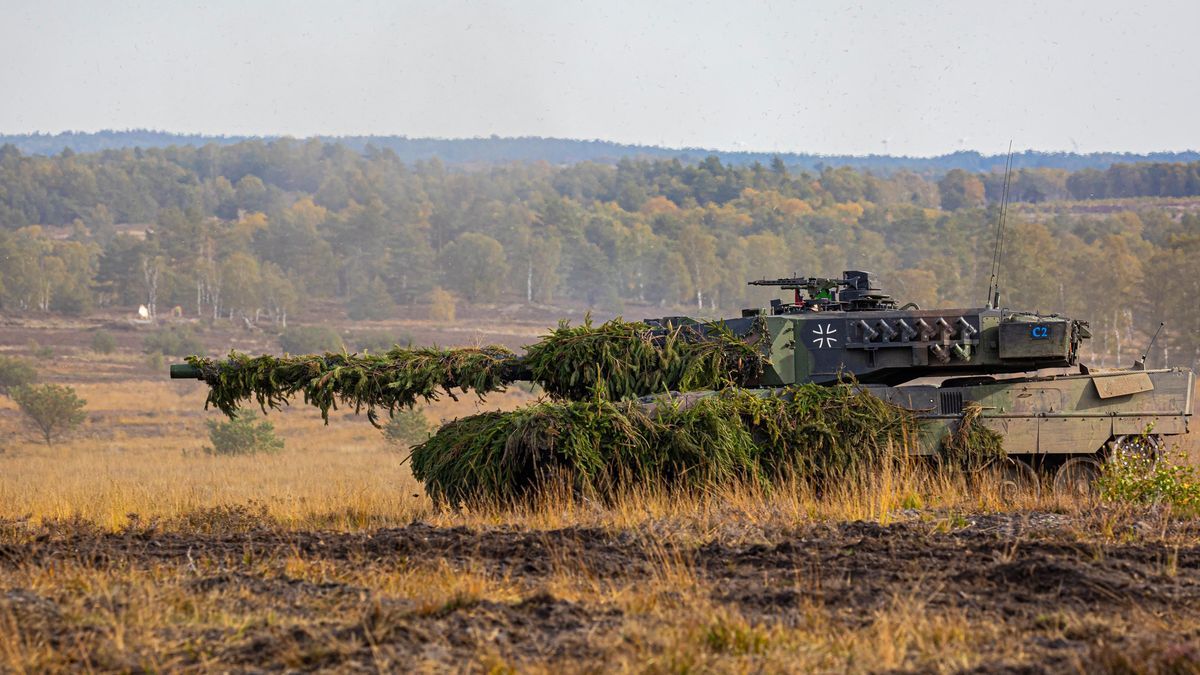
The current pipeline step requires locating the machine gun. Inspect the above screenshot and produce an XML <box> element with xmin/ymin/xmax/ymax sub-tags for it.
<box><xmin>748</xmin><ymin>270</ymin><xmax>898</xmax><ymax>313</ymax></box>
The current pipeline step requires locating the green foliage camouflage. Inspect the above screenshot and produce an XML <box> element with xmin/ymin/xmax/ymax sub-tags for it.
<box><xmin>939</xmin><ymin>402</ymin><xmax>1006</xmax><ymax>470</ymax></box>
<box><xmin>410</xmin><ymin>384</ymin><xmax>916</xmax><ymax>503</ymax></box>
<box><xmin>522</xmin><ymin>317</ymin><xmax>765</xmax><ymax>401</ymax></box>
<box><xmin>187</xmin><ymin>345</ymin><xmax>516</xmax><ymax>424</ymax></box>
<box><xmin>186</xmin><ymin>318</ymin><xmax>767</xmax><ymax>423</ymax></box>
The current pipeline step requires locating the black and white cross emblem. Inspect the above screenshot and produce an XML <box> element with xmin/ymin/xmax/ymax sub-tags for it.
<box><xmin>811</xmin><ymin>323</ymin><xmax>838</xmax><ymax>348</ymax></box>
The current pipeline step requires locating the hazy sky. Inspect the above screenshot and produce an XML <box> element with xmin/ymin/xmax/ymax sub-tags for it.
<box><xmin>1</xmin><ymin>0</ymin><xmax>1196</xmax><ymax>156</ymax></box>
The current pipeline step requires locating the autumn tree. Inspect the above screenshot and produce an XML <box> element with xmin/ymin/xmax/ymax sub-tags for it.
<box><xmin>937</xmin><ymin>170</ymin><xmax>986</xmax><ymax>211</ymax></box>
<box><xmin>437</xmin><ymin>233</ymin><xmax>508</xmax><ymax>302</ymax></box>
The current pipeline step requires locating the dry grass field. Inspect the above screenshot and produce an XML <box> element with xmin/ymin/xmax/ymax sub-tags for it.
<box><xmin>2</xmin><ymin>315</ymin><xmax>1199</xmax><ymax>672</ymax></box>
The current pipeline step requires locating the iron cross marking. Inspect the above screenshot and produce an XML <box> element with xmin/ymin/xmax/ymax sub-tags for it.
<box><xmin>812</xmin><ymin>323</ymin><xmax>838</xmax><ymax>348</ymax></box>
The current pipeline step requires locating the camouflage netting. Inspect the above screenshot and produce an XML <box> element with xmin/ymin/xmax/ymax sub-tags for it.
<box><xmin>410</xmin><ymin>384</ymin><xmax>918</xmax><ymax>503</ymax></box>
<box><xmin>185</xmin><ymin>318</ymin><xmax>767</xmax><ymax>424</ymax></box>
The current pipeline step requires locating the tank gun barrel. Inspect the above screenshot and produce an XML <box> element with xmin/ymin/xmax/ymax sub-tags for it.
<box><xmin>170</xmin><ymin>363</ymin><xmax>203</xmax><ymax>379</ymax></box>
<box><xmin>169</xmin><ymin>357</ymin><xmax>534</xmax><ymax>382</ymax></box>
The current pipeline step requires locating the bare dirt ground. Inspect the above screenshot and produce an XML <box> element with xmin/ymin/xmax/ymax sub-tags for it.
<box><xmin>3</xmin><ymin>510</ymin><xmax>1199</xmax><ymax>672</ymax></box>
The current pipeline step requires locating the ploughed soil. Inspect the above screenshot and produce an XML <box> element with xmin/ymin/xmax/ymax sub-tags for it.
<box><xmin>3</xmin><ymin>511</ymin><xmax>1200</xmax><ymax>672</ymax></box>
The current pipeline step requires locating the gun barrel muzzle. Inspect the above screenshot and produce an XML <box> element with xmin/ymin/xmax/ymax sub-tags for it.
<box><xmin>170</xmin><ymin>363</ymin><xmax>203</xmax><ymax>379</ymax></box>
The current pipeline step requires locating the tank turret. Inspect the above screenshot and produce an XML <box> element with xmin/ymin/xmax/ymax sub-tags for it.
<box><xmin>648</xmin><ymin>270</ymin><xmax>1092</xmax><ymax>386</ymax></box>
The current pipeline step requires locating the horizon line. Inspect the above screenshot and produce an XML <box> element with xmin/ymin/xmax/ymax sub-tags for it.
<box><xmin>2</xmin><ymin>129</ymin><xmax>1198</xmax><ymax>161</ymax></box>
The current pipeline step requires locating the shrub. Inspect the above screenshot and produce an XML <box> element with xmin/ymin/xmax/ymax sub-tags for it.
<box><xmin>279</xmin><ymin>325</ymin><xmax>344</xmax><ymax>354</ymax></box>
<box><xmin>11</xmin><ymin>384</ymin><xmax>87</xmax><ymax>446</ymax></box>
<box><xmin>426</xmin><ymin>287</ymin><xmax>457</xmax><ymax>322</ymax></box>
<box><xmin>351</xmin><ymin>330</ymin><xmax>413</xmax><ymax>354</ymax></box>
<box><xmin>90</xmin><ymin>330</ymin><xmax>117</xmax><ymax>354</ymax></box>
<box><xmin>204</xmin><ymin>414</ymin><xmax>284</xmax><ymax>456</ymax></box>
<box><xmin>0</xmin><ymin>356</ymin><xmax>38</xmax><ymax>395</ymax></box>
<box><xmin>382</xmin><ymin>408</ymin><xmax>433</xmax><ymax>448</ymax></box>
<box><xmin>1098</xmin><ymin>447</ymin><xmax>1200</xmax><ymax>513</ymax></box>
<box><xmin>143</xmin><ymin>325</ymin><xmax>204</xmax><ymax>356</ymax></box>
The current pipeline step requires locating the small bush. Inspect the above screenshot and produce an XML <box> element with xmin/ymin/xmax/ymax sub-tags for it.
<box><xmin>204</xmin><ymin>414</ymin><xmax>284</xmax><ymax>456</ymax></box>
<box><xmin>382</xmin><ymin>408</ymin><xmax>433</xmax><ymax>448</ymax></box>
<box><xmin>351</xmin><ymin>330</ymin><xmax>413</xmax><ymax>354</ymax></box>
<box><xmin>0</xmin><ymin>356</ymin><xmax>38</xmax><ymax>394</ymax></box>
<box><xmin>143</xmin><ymin>325</ymin><xmax>204</xmax><ymax>356</ymax></box>
<box><xmin>90</xmin><ymin>330</ymin><xmax>117</xmax><ymax>354</ymax></box>
<box><xmin>11</xmin><ymin>383</ymin><xmax>87</xmax><ymax>446</ymax></box>
<box><xmin>279</xmin><ymin>325</ymin><xmax>344</xmax><ymax>354</ymax></box>
<box><xmin>1098</xmin><ymin>447</ymin><xmax>1200</xmax><ymax>513</ymax></box>
<box><xmin>146</xmin><ymin>352</ymin><xmax>165</xmax><ymax>372</ymax></box>
<box><xmin>426</xmin><ymin>287</ymin><xmax>456</xmax><ymax>322</ymax></box>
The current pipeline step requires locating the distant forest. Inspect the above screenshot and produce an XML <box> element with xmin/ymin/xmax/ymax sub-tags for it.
<box><xmin>2</xmin><ymin>137</ymin><xmax>1200</xmax><ymax>368</ymax></box>
<box><xmin>3</xmin><ymin>130</ymin><xmax>1200</xmax><ymax>173</ymax></box>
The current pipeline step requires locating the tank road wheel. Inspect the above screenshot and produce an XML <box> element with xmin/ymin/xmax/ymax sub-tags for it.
<box><xmin>1107</xmin><ymin>434</ymin><xmax>1163</xmax><ymax>472</ymax></box>
<box><xmin>995</xmin><ymin>458</ymin><xmax>1041</xmax><ymax>502</ymax></box>
<box><xmin>1053</xmin><ymin>457</ymin><xmax>1103</xmax><ymax>500</ymax></box>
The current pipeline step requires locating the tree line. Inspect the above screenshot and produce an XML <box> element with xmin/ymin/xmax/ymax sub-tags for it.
<box><xmin>4</xmin><ymin>131</ymin><xmax>1200</xmax><ymax>173</ymax></box>
<box><xmin>1</xmin><ymin>139</ymin><xmax>1200</xmax><ymax>367</ymax></box>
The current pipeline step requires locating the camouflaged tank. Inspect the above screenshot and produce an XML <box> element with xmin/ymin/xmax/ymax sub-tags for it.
<box><xmin>645</xmin><ymin>271</ymin><xmax>1193</xmax><ymax>496</ymax></box>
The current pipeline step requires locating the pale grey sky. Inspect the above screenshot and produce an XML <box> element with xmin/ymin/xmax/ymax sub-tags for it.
<box><xmin>1</xmin><ymin>0</ymin><xmax>1196</xmax><ymax>156</ymax></box>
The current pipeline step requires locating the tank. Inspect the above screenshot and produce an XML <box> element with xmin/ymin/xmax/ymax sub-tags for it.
<box><xmin>170</xmin><ymin>269</ymin><xmax>1193</xmax><ymax>496</ymax></box>
<box><xmin>645</xmin><ymin>270</ymin><xmax>1193</xmax><ymax>495</ymax></box>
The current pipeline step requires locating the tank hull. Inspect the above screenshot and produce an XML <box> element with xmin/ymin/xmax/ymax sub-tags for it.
<box><xmin>869</xmin><ymin>367</ymin><xmax>1193</xmax><ymax>457</ymax></box>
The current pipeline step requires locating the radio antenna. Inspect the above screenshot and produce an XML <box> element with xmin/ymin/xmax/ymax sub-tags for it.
<box><xmin>985</xmin><ymin>142</ymin><xmax>1015</xmax><ymax>309</ymax></box>
<box><xmin>1135</xmin><ymin>322</ymin><xmax>1165</xmax><ymax>369</ymax></box>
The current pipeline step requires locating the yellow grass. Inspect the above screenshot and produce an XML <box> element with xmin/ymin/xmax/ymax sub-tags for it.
<box><xmin>0</xmin><ymin>364</ymin><xmax>539</xmax><ymax>529</ymax></box>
